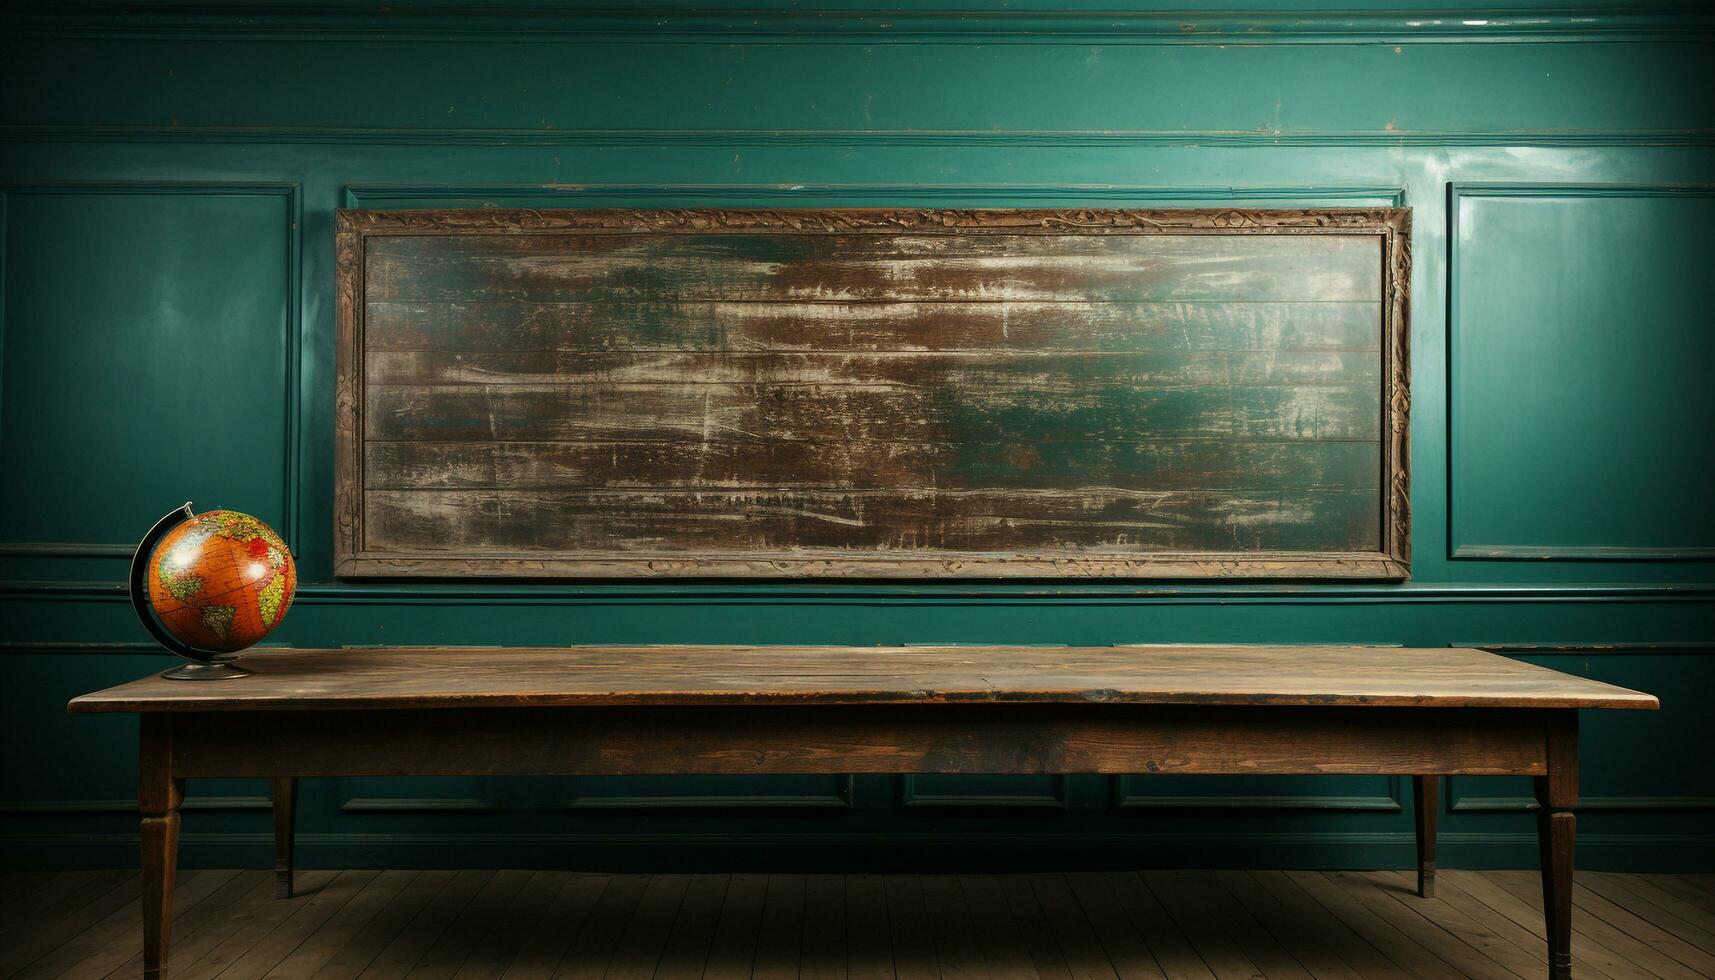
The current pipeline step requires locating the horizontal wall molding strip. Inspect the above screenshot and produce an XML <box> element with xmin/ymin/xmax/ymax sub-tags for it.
<box><xmin>1447</xmin><ymin>773</ymin><xmax>1715</xmax><ymax>813</ymax></box>
<box><xmin>1114</xmin><ymin>781</ymin><xmax>1403</xmax><ymax>813</ymax></box>
<box><xmin>1</xmin><ymin>831</ymin><xmax>1710</xmax><ymax>858</ymax></box>
<box><xmin>1114</xmin><ymin>794</ymin><xmax>1401</xmax><ymax>811</ymax></box>
<box><xmin>4</xmin><ymin>582</ymin><xmax>1715</xmax><ymax>609</ymax></box>
<box><xmin>4</xmin><ymin>6</ymin><xmax>1712</xmax><ymax>44</ymax></box>
<box><xmin>0</xmin><ymin>542</ymin><xmax>133</xmax><ymax>558</ymax></box>
<box><xmin>1449</xmin><ymin>795</ymin><xmax>1715</xmax><ymax>813</ymax></box>
<box><xmin>569</xmin><ymin>794</ymin><xmax>854</xmax><ymax>812</ymax></box>
<box><xmin>1449</xmin><ymin>182</ymin><xmax>1715</xmax><ymax>198</ymax></box>
<box><xmin>340</xmin><ymin>798</ymin><xmax>496</xmax><ymax>813</ymax></box>
<box><xmin>343</xmin><ymin>183</ymin><xmax>1411</xmax><ymax>207</ymax></box>
<box><xmin>1454</xmin><ymin>544</ymin><xmax>1715</xmax><ymax>560</ymax></box>
<box><xmin>7</xmin><ymin>833</ymin><xmax>1712</xmax><ymax>872</ymax></box>
<box><xmin>901</xmin><ymin>775</ymin><xmax>1066</xmax><ymax>810</ymax></box>
<box><xmin>1454</xmin><ymin>642</ymin><xmax>1714</xmax><ymax>654</ymax></box>
<box><xmin>0</xmin><ymin>796</ymin><xmax>272</xmax><ymax>815</ymax></box>
<box><xmin>5</xmin><ymin>126</ymin><xmax>1713</xmax><ymax>149</ymax></box>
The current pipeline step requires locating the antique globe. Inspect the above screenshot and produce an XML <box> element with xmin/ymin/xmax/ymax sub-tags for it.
<box><xmin>129</xmin><ymin>503</ymin><xmax>297</xmax><ymax>680</ymax></box>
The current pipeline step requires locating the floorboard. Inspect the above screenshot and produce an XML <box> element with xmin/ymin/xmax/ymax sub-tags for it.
<box><xmin>2</xmin><ymin>871</ymin><xmax>1710</xmax><ymax>979</ymax></box>
<box><xmin>1063</xmin><ymin>872</ymin><xmax>1164</xmax><ymax>980</ymax></box>
<box><xmin>556</xmin><ymin>874</ymin><xmax>650</xmax><ymax>980</ymax></box>
<box><xmin>360</xmin><ymin>868</ymin><xmax>491</xmax><ymax>980</ymax></box>
<box><xmin>995</xmin><ymin>876</ymin><xmax>1073</xmax><ymax>980</ymax></box>
<box><xmin>1487</xmin><ymin>871</ymin><xmax>1705</xmax><ymax>980</ymax></box>
<box><xmin>957</xmin><ymin>875</ymin><xmax>1040</xmax><ymax>980</ymax></box>
<box><xmin>882</xmin><ymin>876</ymin><xmax>938</xmax><ymax>980</ymax></box>
<box><xmin>652</xmin><ymin>875</ymin><xmax>729</xmax><ymax>980</ymax></box>
<box><xmin>751</xmin><ymin>875</ymin><xmax>805</xmax><ymax>980</ymax></box>
<box><xmin>702</xmin><ymin>874</ymin><xmax>767</xmax><ymax>979</ymax></box>
<box><xmin>1144</xmin><ymin>871</ymin><xmax>1268</xmax><ymax>980</ymax></box>
<box><xmin>1089</xmin><ymin>871</ymin><xmax>1210</xmax><ymax>980</ymax></box>
<box><xmin>843</xmin><ymin>876</ymin><xmax>893</xmax><ymax>980</ymax></box>
<box><xmin>0</xmin><ymin>872</ymin><xmax>141</xmax><ymax>978</ymax></box>
<box><xmin>795</xmin><ymin>875</ymin><xmax>845</xmax><ymax>980</ymax></box>
<box><xmin>503</xmin><ymin>873</ymin><xmax>608</xmax><ymax>980</ymax></box>
<box><xmin>1211</xmin><ymin>870</ymin><xmax>1358</xmax><ymax>980</ymax></box>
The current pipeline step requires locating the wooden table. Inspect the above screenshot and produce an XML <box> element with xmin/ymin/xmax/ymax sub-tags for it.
<box><xmin>69</xmin><ymin>645</ymin><xmax>1657</xmax><ymax>980</ymax></box>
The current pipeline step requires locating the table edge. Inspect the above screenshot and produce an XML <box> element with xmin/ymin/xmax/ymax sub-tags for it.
<box><xmin>68</xmin><ymin>691</ymin><xmax>1662</xmax><ymax>713</ymax></box>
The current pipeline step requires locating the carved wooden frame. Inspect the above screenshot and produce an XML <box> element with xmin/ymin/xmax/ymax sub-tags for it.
<box><xmin>335</xmin><ymin>207</ymin><xmax>1411</xmax><ymax>579</ymax></box>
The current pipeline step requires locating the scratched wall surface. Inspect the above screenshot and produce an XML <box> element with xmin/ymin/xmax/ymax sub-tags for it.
<box><xmin>1</xmin><ymin>0</ymin><xmax>1712</xmax><ymax>871</ymax></box>
<box><xmin>349</xmin><ymin>217</ymin><xmax>1400</xmax><ymax>576</ymax></box>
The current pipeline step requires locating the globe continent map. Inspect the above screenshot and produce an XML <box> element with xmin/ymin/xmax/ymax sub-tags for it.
<box><xmin>146</xmin><ymin>510</ymin><xmax>297</xmax><ymax>653</ymax></box>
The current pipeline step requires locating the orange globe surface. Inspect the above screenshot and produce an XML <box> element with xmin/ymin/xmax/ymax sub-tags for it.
<box><xmin>146</xmin><ymin>510</ymin><xmax>297</xmax><ymax>653</ymax></box>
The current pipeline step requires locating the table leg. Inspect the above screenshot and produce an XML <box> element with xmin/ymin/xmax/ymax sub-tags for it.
<box><xmin>140</xmin><ymin>716</ymin><xmax>183</xmax><ymax>980</ymax></box>
<box><xmin>1413</xmin><ymin>775</ymin><xmax>1438</xmax><ymax>898</ymax></box>
<box><xmin>1535</xmin><ymin>710</ymin><xmax>1579</xmax><ymax>980</ymax></box>
<box><xmin>272</xmin><ymin>778</ymin><xmax>297</xmax><ymax>898</ymax></box>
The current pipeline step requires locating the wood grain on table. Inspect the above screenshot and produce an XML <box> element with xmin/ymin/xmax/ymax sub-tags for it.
<box><xmin>68</xmin><ymin>645</ymin><xmax>1656</xmax><ymax>713</ymax></box>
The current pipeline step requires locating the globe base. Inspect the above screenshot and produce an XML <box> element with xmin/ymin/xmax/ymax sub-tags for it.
<box><xmin>160</xmin><ymin>658</ymin><xmax>254</xmax><ymax>681</ymax></box>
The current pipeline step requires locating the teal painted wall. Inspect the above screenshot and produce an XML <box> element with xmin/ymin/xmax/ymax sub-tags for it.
<box><xmin>1</xmin><ymin>1</ymin><xmax>1712</xmax><ymax>872</ymax></box>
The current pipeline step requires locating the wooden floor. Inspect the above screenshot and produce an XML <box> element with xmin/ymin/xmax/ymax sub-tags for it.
<box><xmin>3</xmin><ymin>869</ymin><xmax>1713</xmax><ymax>979</ymax></box>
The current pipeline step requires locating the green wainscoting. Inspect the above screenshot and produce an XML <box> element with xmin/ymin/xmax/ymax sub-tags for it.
<box><xmin>1</xmin><ymin>0</ymin><xmax>1712</xmax><ymax>872</ymax></box>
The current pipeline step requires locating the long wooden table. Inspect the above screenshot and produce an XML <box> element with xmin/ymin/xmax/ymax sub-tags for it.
<box><xmin>69</xmin><ymin>645</ymin><xmax>1657</xmax><ymax>979</ymax></box>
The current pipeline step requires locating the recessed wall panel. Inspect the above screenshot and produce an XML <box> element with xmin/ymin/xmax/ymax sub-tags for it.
<box><xmin>1450</xmin><ymin>187</ymin><xmax>1715</xmax><ymax>559</ymax></box>
<box><xmin>0</xmin><ymin>187</ymin><xmax>294</xmax><ymax>562</ymax></box>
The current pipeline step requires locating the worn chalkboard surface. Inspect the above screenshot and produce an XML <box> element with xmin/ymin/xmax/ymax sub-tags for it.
<box><xmin>335</xmin><ymin>209</ymin><xmax>1410</xmax><ymax>579</ymax></box>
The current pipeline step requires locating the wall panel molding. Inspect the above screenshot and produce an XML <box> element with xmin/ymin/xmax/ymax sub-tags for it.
<box><xmin>344</xmin><ymin>183</ymin><xmax>1409</xmax><ymax>208</ymax></box>
<box><xmin>1454</xmin><ymin>544</ymin><xmax>1715</xmax><ymax>560</ymax></box>
<box><xmin>0</xmin><ymin>542</ymin><xmax>133</xmax><ymax>558</ymax></box>
<box><xmin>1113</xmin><ymin>776</ymin><xmax>1403</xmax><ymax>812</ymax></box>
<box><xmin>6</xmin><ymin>582</ymin><xmax>1714</xmax><ymax>608</ymax></box>
<box><xmin>1446</xmin><ymin>182</ymin><xmax>1715</xmax><ymax>564</ymax></box>
<box><xmin>1446</xmin><ymin>779</ymin><xmax>1715</xmax><ymax>813</ymax></box>
<box><xmin>0</xmin><ymin>181</ymin><xmax>305</xmax><ymax>558</ymax></box>
<box><xmin>8</xmin><ymin>126</ymin><xmax>1712</xmax><ymax>148</ymax></box>
<box><xmin>567</xmin><ymin>776</ymin><xmax>855</xmax><ymax>811</ymax></box>
<box><xmin>900</xmin><ymin>776</ymin><xmax>1066</xmax><ymax>810</ymax></box>
<box><xmin>0</xmin><ymin>795</ymin><xmax>272</xmax><ymax>815</ymax></box>
<box><xmin>5</xmin><ymin>6</ymin><xmax>1711</xmax><ymax>45</ymax></box>
<box><xmin>1447</xmin><ymin>642</ymin><xmax>1714</xmax><ymax>813</ymax></box>
<box><xmin>338</xmin><ymin>780</ymin><xmax>498</xmax><ymax>813</ymax></box>
<box><xmin>4</xmin><ymin>830</ymin><xmax>1712</xmax><ymax>874</ymax></box>
<box><xmin>1455</xmin><ymin>642</ymin><xmax>1713</xmax><ymax>655</ymax></box>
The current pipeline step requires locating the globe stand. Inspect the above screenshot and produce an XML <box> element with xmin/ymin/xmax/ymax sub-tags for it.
<box><xmin>159</xmin><ymin>657</ymin><xmax>253</xmax><ymax>681</ymax></box>
<box><xmin>130</xmin><ymin>503</ymin><xmax>256</xmax><ymax>682</ymax></box>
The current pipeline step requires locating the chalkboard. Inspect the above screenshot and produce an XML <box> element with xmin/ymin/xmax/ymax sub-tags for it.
<box><xmin>335</xmin><ymin>208</ymin><xmax>1410</xmax><ymax>579</ymax></box>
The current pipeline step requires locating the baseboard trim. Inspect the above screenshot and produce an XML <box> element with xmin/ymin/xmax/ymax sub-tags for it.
<box><xmin>4</xmin><ymin>831</ymin><xmax>1710</xmax><ymax>873</ymax></box>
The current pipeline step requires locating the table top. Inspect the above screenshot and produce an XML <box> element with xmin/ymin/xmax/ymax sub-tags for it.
<box><xmin>67</xmin><ymin>645</ymin><xmax>1658</xmax><ymax>713</ymax></box>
